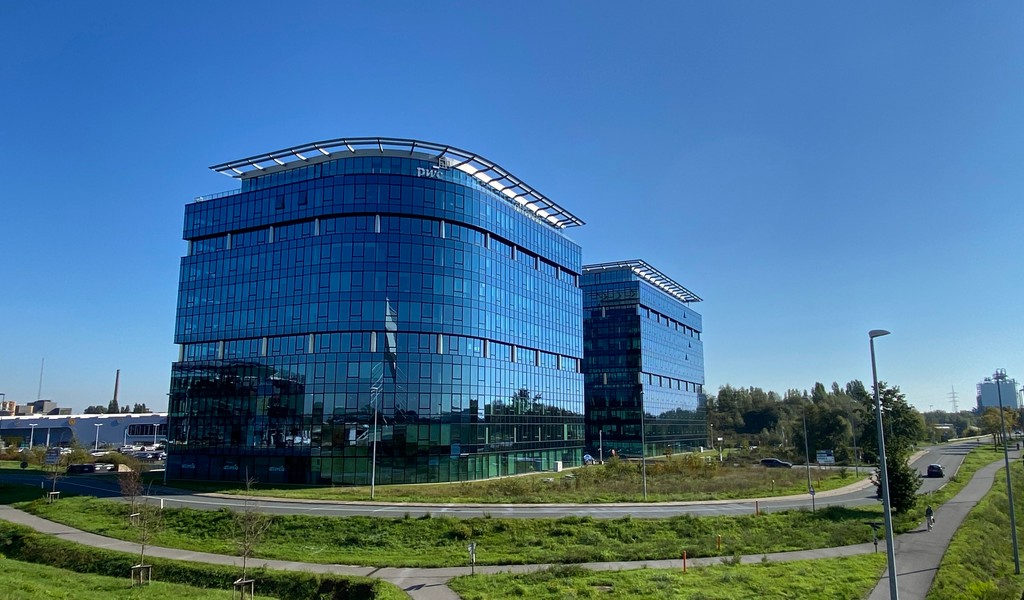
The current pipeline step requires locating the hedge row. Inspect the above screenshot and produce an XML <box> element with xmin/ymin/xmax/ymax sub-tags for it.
<box><xmin>0</xmin><ymin>521</ymin><xmax>401</xmax><ymax>599</ymax></box>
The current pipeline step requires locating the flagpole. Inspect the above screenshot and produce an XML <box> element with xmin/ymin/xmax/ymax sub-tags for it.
<box><xmin>370</xmin><ymin>389</ymin><xmax>378</xmax><ymax>499</ymax></box>
<box><xmin>373</xmin><ymin>299</ymin><xmax>398</xmax><ymax>500</ymax></box>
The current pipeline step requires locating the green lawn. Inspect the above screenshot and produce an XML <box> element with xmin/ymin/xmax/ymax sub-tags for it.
<box><xmin>0</xmin><ymin>442</ymin><xmax>1003</xmax><ymax>570</ymax></box>
<box><xmin>449</xmin><ymin>554</ymin><xmax>887</xmax><ymax>600</ymax></box>
<box><xmin>927</xmin><ymin>459</ymin><xmax>1024</xmax><ymax>600</ymax></box>
<box><xmin>8</xmin><ymin>491</ymin><xmax>884</xmax><ymax>568</ymax></box>
<box><xmin>167</xmin><ymin>454</ymin><xmax>861</xmax><ymax>504</ymax></box>
<box><xmin>0</xmin><ymin>556</ymin><xmax>252</xmax><ymax>599</ymax></box>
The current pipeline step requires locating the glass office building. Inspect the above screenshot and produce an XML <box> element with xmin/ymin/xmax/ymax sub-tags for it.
<box><xmin>581</xmin><ymin>260</ymin><xmax>706</xmax><ymax>458</ymax></box>
<box><xmin>166</xmin><ymin>138</ymin><xmax>586</xmax><ymax>485</ymax></box>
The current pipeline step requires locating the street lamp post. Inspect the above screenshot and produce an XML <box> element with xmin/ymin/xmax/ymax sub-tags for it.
<box><xmin>993</xmin><ymin>369</ymin><xmax>1020</xmax><ymax>575</ymax></box>
<box><xmin>844</xmin><ymin>398</ymin><xmax>861</xmax><ymax>477</ymax></box>
<box><xmin>803</xmin><ymin>405</ymin><xmax>815</xmax><ymax>512</ymax></box>
<box><xmin>869</xmin><ymin>329</ymin><xmax>898</xmax><ymax>600</ymax></box>
<box><xmin>94</xmin><ymin>423</ymin><xmax>103</xmax><ymax>451</ymax></box>
<box><xmin>709</xmin><ymin>423</ymin><xmax>714</xmax><ymax>451</ymax></box>
<box><xmin>29</xmin><ymin>423</ymin><xmax>37</xmax><ymax>449</ymax></box>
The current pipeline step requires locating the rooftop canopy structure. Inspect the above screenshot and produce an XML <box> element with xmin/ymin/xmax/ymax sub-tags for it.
<box><xmin>582</xmin><ymin>259</ymin><xmax>702</xmax><ymax>304</ymax></box>
<box><xmin>209</xmin><ymin>136</ymin><xmax>585</xmax><ymax>229</ymax></box>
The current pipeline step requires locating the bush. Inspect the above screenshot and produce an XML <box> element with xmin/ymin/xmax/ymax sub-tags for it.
<box><xmin>0</xmin><ymin>521</ymin><xmax>394</xmax><ymax>599</ymax></box>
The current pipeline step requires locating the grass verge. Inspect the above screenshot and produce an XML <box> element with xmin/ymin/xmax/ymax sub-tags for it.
<box><xmin>0</xmin><ymin>520</ymin><xmax>405</xmax><ymax>600</ymax></box>
<box><xmin>166</xmin><ymin>456</ymin><xmax>860</xmax><ymax>503</ymax></box>
<box><xmin>0</xmin><ymin>443</ymin><xmax>1001</xmax><ymax>569</ymax></box>
<box><xmin>927</xmin><ymin>459</ymin><xmax>1024</xmax><ymax>600</ymax></box>
<box><xmin>449</xmin><ymin>554</ymin><xmax>887</xmax><ymax>600</ymax></box>
<box><xmin>8</xmin><ymin>488</ymin><xmax>883</xmax><ymax>568</ymax></box>
<box><xmin>0</xmin><ymin>556</ymin><xmax>245</xmax><ymax>599</ymax></box>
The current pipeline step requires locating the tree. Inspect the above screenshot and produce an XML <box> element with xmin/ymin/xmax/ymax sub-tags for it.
<box><xmin>857</xmin><ymin>382</ymin><xmax>925</xmax><ymax>514</ymax></box>
<box><xmin>980</xmin><ymin>407</ymin><xmax>1018</xmax><ymax>448</ymax></box>
<box><xmin>132</xmin><ymin>403</ymin><xmax>151</xmax><ymax>414</ymax></box>
<box><xmin>107</xmin><ymin>397</ymin><xmax>121</xmax><ymax>414</ymax></box>
<box><xmin>131</xmin><ymin>488</ymin><xmax>162</xmax><ymax>586</ymax></box>
<box><xmin>118</xmin><ymin>460</ymin><xmax>144</xmax><ymax>515</ymax></box>
<box><xmin>84</xmin><ymin>405</ymin><xmax>107</xmax><ymax>414</ymax></box>
<box><xmin>875</xmin><ymin>450</ymin><xmax>922</xmax><ymax>514</ymax></box>
<box><xmin>234</xmin><ymin>477</ymin><xmax>273</xmax><ymax>599</ymax></box>
<box><xmin>858</xmin><ymin>382</ymin><xmax>925</xmax><ymax>463</ymax></box>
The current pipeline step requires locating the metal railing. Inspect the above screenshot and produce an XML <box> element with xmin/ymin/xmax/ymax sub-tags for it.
<box><xmin>194</xmin><ymin>188</ymin><xmax>241</xmax><ymax>202</ymax></box>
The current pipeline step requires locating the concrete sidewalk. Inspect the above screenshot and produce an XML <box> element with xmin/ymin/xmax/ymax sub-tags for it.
<box><xmin>0</xmin><ymin>453</ymin><xmax>1009</xmax><ymax>600</ymax></box>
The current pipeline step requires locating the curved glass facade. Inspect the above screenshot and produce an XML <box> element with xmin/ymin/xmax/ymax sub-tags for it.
<box><xmin>581</xmin><ymin>261</ymin><xmax>706</xmax><ymax>458</ymax></box>
<box><xmin>167</xmin><ymin>148</ymin><xmax>584</xmax><ymax>484</ymax></box>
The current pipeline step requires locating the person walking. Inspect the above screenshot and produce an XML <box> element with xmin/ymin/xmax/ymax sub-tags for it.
<box><xmin>925</xmin><ymin>505</ymin><xmax>935</xmax><ymax>531</ymax></box>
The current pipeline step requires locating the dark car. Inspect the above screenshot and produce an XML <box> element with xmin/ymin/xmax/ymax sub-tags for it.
<box><xmin>66</xmin><ymin>464</ymin><xmax>97</xmax><ymax>474</ymax></box>
<box><xmin>760</xmin><ymin>458</ymin><xmax>793</xmax><ymax>468</ymax></box>
<box><xmin>926</xmin><ymin>464</ymin><xmax>944</xmax><ymax>478</ymax></box>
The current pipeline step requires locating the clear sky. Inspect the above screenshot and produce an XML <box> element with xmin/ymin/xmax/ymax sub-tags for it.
<box><xmin>1</xmin><ymin>2</ymin><xmax>1022</xmax><ymax>414</ymax></box>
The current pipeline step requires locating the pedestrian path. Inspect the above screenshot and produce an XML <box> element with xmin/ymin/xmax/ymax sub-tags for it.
<box><xmin>0</xmin><ymin>453</ymin><xmax>1009</xmax><ymax>600</ymax></box>
<box><xmin>865</xmin><ymin>453</ymin><xmax>1014</xmax><ymax>600</ymax></box>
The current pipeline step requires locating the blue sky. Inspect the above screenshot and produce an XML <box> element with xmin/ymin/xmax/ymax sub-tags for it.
<box><xmin>1</xmin><ymin>2</ymin><xmax>1021</xmax><ymax>413</ymax></box>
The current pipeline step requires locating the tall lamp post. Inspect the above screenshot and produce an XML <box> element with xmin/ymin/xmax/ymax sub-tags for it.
<box><xmin>29</xmin><ymin>423</ymin><xmax>37</xmax><ymax>449</ymax></box>
<box><xmin>93</xmin><ymin>423</ymin><xmax>103</xmax><ymax>451</ymax></box>
<box><xmin>845</xmin><ymin>398</ymin><xmax>861</xmax><ymax>477</ymax></box>
<box><xmin>803</xmin><ymin>404</ymin><xmax>815</xmax><ymax>512</ymax></box>
<box><xmin>869</xmin><ymin>329</ymin><xmax>898</xmax><ymax>599</ymax></box>
<box><xmin>993</xmin><ymin>369</ymin><xmax>1020</xmax><ymax>575</ymax></box>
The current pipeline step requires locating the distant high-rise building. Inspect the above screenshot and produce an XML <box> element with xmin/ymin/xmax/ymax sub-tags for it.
<box><xmin>166</xmin><ymin>138</ymin><xmax>587</xmax><ymax>485</ymax></box>
<box><xmin>581</xmin><ymin>260</ymin><xmax>706</xmax><ymax>458</ymax></box>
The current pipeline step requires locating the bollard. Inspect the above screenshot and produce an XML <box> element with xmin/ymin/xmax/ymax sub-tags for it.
<box><xmin>717</xmin><ymin>535</ymin><xmax>722</xmax><ymax>552</ymax></box>
<box><xmin>682</xmin><ymin>550</ymin><xmax>687</xmax><ymax>573</ymax></box>
<box><xmin>755</xmin><ymin>500</ymin><xmax>759</xmax><ymax>515</ymax></box>
<box><xmin>160</xmin><ymin>498</ymin><xmax>164</xmax><ymax>510</ymax></box>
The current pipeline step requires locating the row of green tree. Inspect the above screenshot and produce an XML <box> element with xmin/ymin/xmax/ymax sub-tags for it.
<box><xmin>83</xmin><ymin>399</ymin><xmax>151</xmax><ymax>414</ymax></box>
<box><xmin>707</xmin><ymin>381</ymin><xmax>927</xmax><ymax>464</ymax></box>
<box><xmin>706</xmin><ymin>380</ymin><xmax>1020</xmax><ymax>513</ymax></box>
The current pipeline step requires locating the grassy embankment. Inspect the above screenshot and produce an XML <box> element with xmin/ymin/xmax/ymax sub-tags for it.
<box><xmin>0</xmin><ymin>557</ymin><xmax>246</xmax><ymax>600</ymax></box>
<box><xmin>2</xmin><ymin>443</ymin><xmax>1003</xmax><ymax>569</ymax></box>
<box><xmin>7</xmin><ymin>492</ymin><xmax>882</xmax><ymax>567</ymax></box>
<box><xmin>928</xmin><ymin>458</ymin><xmax>1024</xmax><ymax>600</ymax></box>
<box><xmin>168</xmin><ymin>453</ymin><xmax>860</xmax><ymax>503</ymax></box>
<box><xmin>449</xmin><ymin>555</ymin><xmax>887</xmax><ymax>600</ymax></box>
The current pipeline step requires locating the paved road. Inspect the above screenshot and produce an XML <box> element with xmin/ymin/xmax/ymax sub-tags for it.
<box><xmin>2</xmin><ymin>441</ymin><xmax>980</xmax><ymax>520</ymax></box>
<box><xmin>0</xmin><ymin>441</ymin><xmax>1008</xmax><ymax>600</ymax></box>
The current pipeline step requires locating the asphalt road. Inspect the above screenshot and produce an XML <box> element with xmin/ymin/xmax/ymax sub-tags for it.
<box><xmin>1</xmin><ymin>440</ymin><xmax>981</xmax><ymax>519</ymax></box>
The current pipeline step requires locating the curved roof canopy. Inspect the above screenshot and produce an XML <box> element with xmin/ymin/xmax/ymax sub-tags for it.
<box><xmin>210</xmin><ymin>136</ymin><xmax>584</xmax><ymax>229</ymax></box>
<box><xmin>583</xmin><ymin>260</ymin><xmax>702</xmax><ymax>303</ymax></box>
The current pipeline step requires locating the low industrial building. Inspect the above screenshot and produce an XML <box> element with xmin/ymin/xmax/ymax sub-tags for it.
<box><xmin>0</xmin><ymin>413</ymin><xmax>167</xmax><ymax>451</ymax></box>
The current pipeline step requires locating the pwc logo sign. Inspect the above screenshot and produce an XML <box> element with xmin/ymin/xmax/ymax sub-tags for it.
<box><xmin>416</xmin><ymin>155</ymin><xmax>456</xmax><ymax>179</ymax></box>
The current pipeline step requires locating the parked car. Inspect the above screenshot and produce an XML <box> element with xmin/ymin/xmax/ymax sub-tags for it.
<box><xmin>926</xmin><ymin>464</ymin><xmax>944</xmax><ymax>478</ymax></box>
<box><xmin>760</xmin><ymin>458</ymin><xmax>793</xmax><ymax>468</ymax></box>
